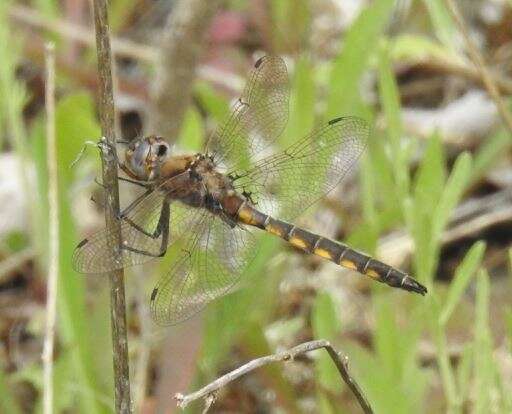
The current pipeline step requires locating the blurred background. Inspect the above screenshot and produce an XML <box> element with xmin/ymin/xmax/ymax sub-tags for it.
<box><xmin>1</xmin><ymin>0</ymin><xmax>512</xmax><ymax>413</ymax></box>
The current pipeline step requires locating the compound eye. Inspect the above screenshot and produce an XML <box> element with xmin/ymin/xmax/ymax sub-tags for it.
<box><xmin>157</xmin><ymin>144</ymin><xmax>168</xmax><ymax>157</ymax></box>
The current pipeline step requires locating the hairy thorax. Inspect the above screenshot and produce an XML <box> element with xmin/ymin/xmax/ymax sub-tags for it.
<box><xmin>158</xmin><ymin>154</ymin><xmax>245</xmax><ymax>218</ymax></box>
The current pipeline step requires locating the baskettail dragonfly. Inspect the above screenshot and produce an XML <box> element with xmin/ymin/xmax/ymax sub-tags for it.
<box><xmin>73</xmin><ymin>56</ymin><xmax>427</xmax><ymax>325</ymax></box>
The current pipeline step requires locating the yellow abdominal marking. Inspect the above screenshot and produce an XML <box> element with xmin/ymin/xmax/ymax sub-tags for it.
<box><xmin>238</xmin><ymin>208</ymin><xmax>258</xmax><ymax>226</ymax></box>
<box><xmin>340</xmin><ymin>259</ymin><xmax>357</xmax><ymax>270</ymax></box>
<box><xmin>365</xmin><ymin>269</ymin><xmax>380</xmax><ymax>279</ymax></box>
<box><xmin>289</xmin><ymin>237</ymin><xmax>307</xmax><ymax>250</ymax></box>
<box><xmin>314</xmin><ymin>248</ymin><xmax>332</xmax><ymax>259</ymax></box>
<box><xmin>265</xmin><ymin>224</ymin><xmax>283</xmax><ymax>237</ymax></box>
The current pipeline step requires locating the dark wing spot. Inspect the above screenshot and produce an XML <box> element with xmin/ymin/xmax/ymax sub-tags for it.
<box><xmin>76</xmin><ymin>238</ymin><xmax>89</xmax><ymax>248</ymax></box>
<box><xmin>328</xmin><ymin>117</ymin><xmax>345</xmax><ymax>125</ymax></box>
<box><xmin>151</xmin><ymin>288</ymin><xmax>158</xmax><ymax>301</ymax></box>
<box><xmin>254</xmin><ymin>56</ymin><xmax>265</xmax><ymax>68</ymax></box>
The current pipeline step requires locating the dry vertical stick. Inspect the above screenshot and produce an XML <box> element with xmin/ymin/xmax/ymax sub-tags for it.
<box><xmin>91</xmin><ymin>0</ymin><xmax>132</xmax><ymax>412</ymax></box>
<box><xmin>444</xmin><ymin>0</ymin><xmax>512</xmax><ymax>135</ymax></box>
<box><xmin>42</xmin><ymin>41</ymin><xmax>57</xmax><ymax>414</ymax></box>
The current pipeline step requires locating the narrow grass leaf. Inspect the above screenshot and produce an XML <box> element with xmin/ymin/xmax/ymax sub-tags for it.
<box><xmin>429</xmin><ymin>297</ymin><xmax>459</xmax><ymax>408</ymax></box>
<box><xmin>471</xmin><ymin>129</ymin><xmax>511</xmax><ymax>184</ymax></box>
<box><xmin>456</xmin><ymin>345</ymin><xmax>473</xmax><ymax>409</ymax></box>
<box><xmin>312</xmin><ymin>292</ymin><xmax>340</xmax><ymax>392</ymax></box>
<box><xmin>389</xmin><ymin>34</ymin><xmax>462</xmax><ymax>65</ymax></box>
<box><xmin>473</xmin><ymin>270</ymin><xmax>494</xmax><ymax>414</ymax></box>
<box><xmin>378</xmin><ymin>42</ymin><xmax>410</xmax><ymax>202</ymax></box>
<box><xmin>280</xmin><ymin>57</ymin><xmax>315</xmax><ymax>149</ymax></box>
<box><xmin>439</xmin><ymin>241</ymin><xmax>486</xmax><ymax>326</ymax></box>
<box><xmin>326</xmin><ymin>0</ymin><xmax>396</xmax><ymax>118</ymax></box>
<box><xmin>431</xmin><ymin>152</ymin><xmax>472</xmax><ymax>243</ymax></box>
<box><xmin>421</xmin><ymin>0</ymin><xmax>456</xmax><ymax>50</ymax></box>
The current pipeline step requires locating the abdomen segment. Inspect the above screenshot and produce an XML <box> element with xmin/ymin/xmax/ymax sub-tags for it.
<box><xmin>237</xmin><ymin>204</ymin><xmax>427</xmax><ymax>295</ymax></box>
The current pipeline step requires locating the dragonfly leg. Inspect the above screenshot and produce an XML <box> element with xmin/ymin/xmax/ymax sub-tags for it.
<box><xmin>118</xmin><ymin>176</ymin><xmax>152</xmax><ymax>188</ymax></box>
<box><xmin>119</xmin><ymin>200</ymin><xmax>170</xmax><ymax>257</ymax></box>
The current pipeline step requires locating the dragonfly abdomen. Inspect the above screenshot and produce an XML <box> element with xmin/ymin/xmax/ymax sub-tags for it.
<box><xmin>237</xmin><ymin>204</ymin><xmax>427</xmax><ymax>295</ymax></box>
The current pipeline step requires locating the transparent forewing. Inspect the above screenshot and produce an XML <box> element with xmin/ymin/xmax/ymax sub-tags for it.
<box><xmin>150</xmin><ymin>212</ymin><xmax>257</xmax><ymax>325</ymax></box>
<box><xmin>207</xmin><ymin>55</ymin><xmax>289</xmax><ymax>169</ymax></box>
<box><xmin>230</xmin><ymin>117</ymin><xmax>369</xmax><ymax>221</ymax></box>
<box><xmin>72</xmin><ymin>177</ymin><xmax>202</xmax><ymax>274</ymax></box>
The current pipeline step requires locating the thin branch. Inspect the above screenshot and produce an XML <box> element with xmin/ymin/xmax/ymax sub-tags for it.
<box><xmin>175</xmin><ymin>339</ymin><xmax>373</xmax><ymax>414</ymax></box>
<box><xmin>42</xmin><ymin>41</ymin><xmax>57</xmax><ymax>414</ymax></box>
<box><xmin>91</xmin><ymin>0</ymin><xmax>131</xmax><ymax>412</ymax></box>
<box><xmin>444</xmin><ymin>0</ymin><xmax>512</xmax><ymax>135</ymax></box>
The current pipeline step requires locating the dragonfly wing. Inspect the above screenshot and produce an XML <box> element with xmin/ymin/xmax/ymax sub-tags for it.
<box><xmin>150</xmin><ymin>212</ymin><xmax>257</xmax><ymax>325</ymax></box>
<box><xmin>207</xmin><ymin>55</ymin><xmax>289</xmax><ymax>169</ymax></box>
<box><xmin>72</xmin><ymin>175</ymin><xmax>202</xmax><ymax>274</ymax></box>
<box><xmin>230</xmin><ymin>116</ymin><xmax>369</xmax><ymax>221</ymax></box>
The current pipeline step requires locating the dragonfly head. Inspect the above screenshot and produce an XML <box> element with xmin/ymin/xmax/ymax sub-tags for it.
<box><xmin>124</xmin><ymin>136</ymin><xmax>171</xmax><ymax>181</ymax></box>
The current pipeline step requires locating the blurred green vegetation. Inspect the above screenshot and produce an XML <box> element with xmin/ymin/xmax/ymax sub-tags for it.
<box><xmin>0</xmin><ymin>0</ymin><xmax>511</xmax><ymax>413</ymax></box>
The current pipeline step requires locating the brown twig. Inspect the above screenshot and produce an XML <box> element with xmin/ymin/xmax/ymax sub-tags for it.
<box><xmin>444</xmin><ymin>0</ymin><xmax>512</xmax><ymax>135</ymax></box>
<box><xmin>42</xmin><ymin>42</ymin><xmax>57</xmax><ymax>414</ymax></box>
<box><xmin>175</xmin><ymin>339</ymin><xmax>373</xmax><ymax>414</ymax></box>
<box><xmin>91</xmin><ymin>0</ymin><xmax>131</xmax><ymax>412</ymax></box>
<box><xmin>149</xmin><ymin>0</ymin><xmax>224</xmax><ymax>138</ymax></box>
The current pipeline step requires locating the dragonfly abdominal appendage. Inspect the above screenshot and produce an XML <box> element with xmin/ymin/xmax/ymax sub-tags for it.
<box><xmin>73</xmin><ymin>55</ymin><xmax>426</xmax><ymax>325</ymax></box>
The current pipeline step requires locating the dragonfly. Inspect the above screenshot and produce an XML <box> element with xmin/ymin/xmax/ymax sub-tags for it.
<box><xmin>73</xmin><ymin>56</ymin><xmax>427</xmax><ymax>325</ymax></box>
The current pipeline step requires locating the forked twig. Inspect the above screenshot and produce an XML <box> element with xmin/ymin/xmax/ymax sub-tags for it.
<box><xmin>175</xmin><ymin>339</ymin><xmax>373</xmax><ymax>414</ymax></box>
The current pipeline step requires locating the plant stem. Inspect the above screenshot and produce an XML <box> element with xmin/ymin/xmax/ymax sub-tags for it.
<box><xmin>91</xmin><ymin>0</ymin><xmax>131</xmax><ymax>412</ymax></box>
<box><xmin>43</xmin><ymin>41</ymin><xmax>57</xmax><ymax>414</ymax></box>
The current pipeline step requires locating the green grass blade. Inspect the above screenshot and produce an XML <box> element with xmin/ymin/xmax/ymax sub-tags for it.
<box><xmin>473</xmin><ymin>270</ymin><xmax>494</xmax><ymax>414</ymax></box>
<box><xmin>439</xmin><ymin>241</ymin><xmax>486</xmax><ymax>326</ymax></box>
<box><xmin>421</xmin><ymin>0</ymin><xmax>456</xmax><ymax>50</ymax></box>
<box><xmin>312</xmin><ymin>292</ymin><xmax>341</xmax><ymax>393</ymax></box>
<box><xmin>280</xmin><ymin>56</ymin><xmax>315</xmax><ymax>149</ymax></box>
<box><xmin>471</xmin><ymin>129</ymin><xmax>511</xmax><ymax>184</ymax></box>
<box><xmin>378</xmin><ymin>42</ymin><xmax>410</xmax><ymax>203</ymax></box>
<box><xmin>429</xmin><ymin>297</ymin><xmax>460</xmax><ymax>410</ymax></box>
<box><xmin>456</xmin><ymin>345</ymin><xmax>473</xmax><ymax>409</ymax></box>
<box><xmin>431</xmin><ymin>152</ymin><xmax>472</xmax><ymax>243</ymax></box>
<box><xmin>326</xmin><ymin>0</ymin><xmax>396</xmax><ymax>118</ymax></box>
